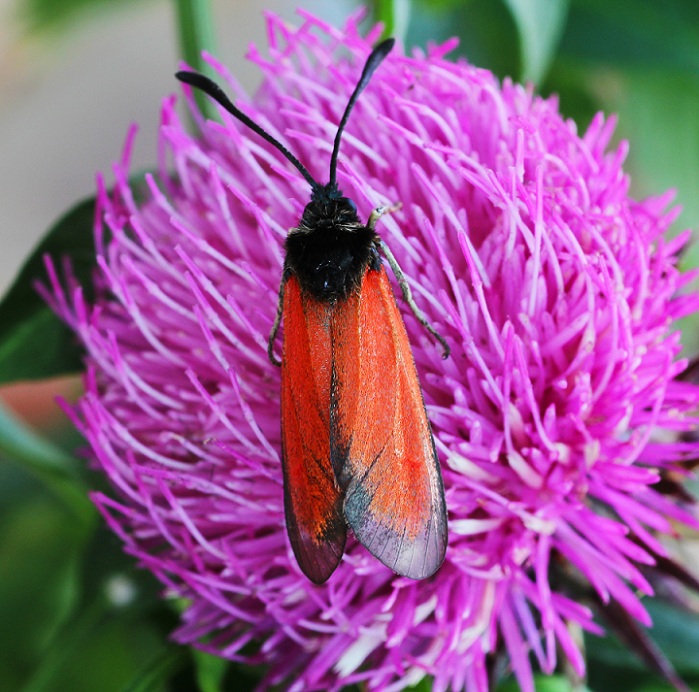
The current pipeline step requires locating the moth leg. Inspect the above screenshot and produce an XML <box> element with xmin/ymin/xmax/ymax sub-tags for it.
<box><xmin>379</xmin><ymin>238</ymin><xmax>451</xmax><ymax>359</ymax></box>
<box><xmin>268</xmin><ymin>272</ymin><xmax>288</xmax><ymax>367</ymax></box>
<box><xmin>367</xmin><ymin>202</ymin><xmax>402</xmax><ymax>230</ymax></box>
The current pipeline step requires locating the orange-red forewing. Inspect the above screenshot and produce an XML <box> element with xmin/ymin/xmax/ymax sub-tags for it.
<box><xmin>331</xmin><ymin>267</ymin><xmax>447</xmax><ymax>579</ymax></box>
<box><xmin>281</xmin><ymin>267</ymin><xmax>447</xmax><ymax>582</ymax></box>
<box><xmin>280</xmin><ymin>276</ymin><xmax>346</xmax><ymax>584</ymax></box>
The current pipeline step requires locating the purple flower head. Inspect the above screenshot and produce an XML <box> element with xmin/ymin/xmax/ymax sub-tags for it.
<box><xmin>47</xmin><ymin>11</ymin><xmax>699</xmax><ymax>691</ymax></box>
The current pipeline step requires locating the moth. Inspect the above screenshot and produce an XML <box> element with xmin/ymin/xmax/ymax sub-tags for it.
<box><xmin>177</xmin><ymin>38</ymin><xmax>449</xmax><ymax>584</ymax></box>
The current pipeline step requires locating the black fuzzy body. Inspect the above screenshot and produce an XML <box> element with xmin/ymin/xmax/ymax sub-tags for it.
<box><xmin>284</xmin><ymin>195</ymin><xmax>380</xmax><ymax>302</ymax></box>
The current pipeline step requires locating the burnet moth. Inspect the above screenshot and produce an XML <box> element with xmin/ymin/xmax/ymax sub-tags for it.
<box><xmin>177</xmin><ymin>38</ymin><xmax>449</xmax><ymax>584</ymax></box>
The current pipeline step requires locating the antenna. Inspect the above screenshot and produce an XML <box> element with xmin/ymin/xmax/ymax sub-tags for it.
<box><xmin>176</xmin><ymin>70</ymin><xmax>320</xmax><ymax>191</ymax></box>
<box><xmin>328</xmin><ymin>38</ymin><xmax>395</xmax><ymax>191</ymax></box>
<box><xmin>175</xmin><ymin>37</ymin><xmax>395</xmax><ymax>196</ymax></box>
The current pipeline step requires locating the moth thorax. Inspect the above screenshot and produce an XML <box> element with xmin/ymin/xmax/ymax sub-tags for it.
<box><xmin>285</xmin><ymin>218</ymin><xmax>378</xmax><ymax>302</ymax></box>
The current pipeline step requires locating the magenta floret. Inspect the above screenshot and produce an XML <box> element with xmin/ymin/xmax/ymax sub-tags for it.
<box><xmin>47</xmin><ymin>12</ymin><xmax>699</xmax><ymax>691</ymax></box>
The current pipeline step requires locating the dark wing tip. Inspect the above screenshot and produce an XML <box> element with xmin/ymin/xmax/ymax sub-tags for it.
<box><xmin>290</xmin><ymin>529</ymin><xmax>347</xmax><ymax>585</ymax></box>
<box><xmin>394</xmin><ymin>510</ymin><xmax>448</xmax><ymax>580</ymax></box>
<box><xmin>344</xmin><ymin>488</ymin><xmax>448</xmax><ymax>581</ymax></box>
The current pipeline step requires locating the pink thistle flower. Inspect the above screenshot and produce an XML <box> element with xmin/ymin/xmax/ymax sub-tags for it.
<box><xmin>47</xmin><ymin>11</ymin><xmax>699</xmax><ymax>692</ymax></box>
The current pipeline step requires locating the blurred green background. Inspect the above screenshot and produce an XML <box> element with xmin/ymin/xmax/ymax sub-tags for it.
<box><xmin>1</xmin><ymin>0</ymin><xmax>699</xmax><ymax>690</ymax></box>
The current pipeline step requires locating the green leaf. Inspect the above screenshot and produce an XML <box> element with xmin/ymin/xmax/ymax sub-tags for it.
<box><xmin>562</xmin><ymin>0</ymin><xmax>699</xmax><ymax>73</ymax></box>
<box><xmin>0</xmin><ymin>173</ymin><xmax>151</xmax><ymax>385</ymax></box>
<box><xmin>503</xmin><ymin>0</ymin><xmax>570</xmax><ymax>84</ymax></box>
<box><xmin>0</xmin><ymin>494</ymin><xmax>87</xmax><ymax>689</ymax></box>
<box><xmin>643</xmin><ymin>600</ymin><xmax>699</xmax><ymax>676</ymax></box>
<box><xmin>0</xmin><ymin>402</ymin><xmax>93</xmax><ymax>522</ymax></box>
<box><xmin>0</xmin><ymin>308</ymin><xmax>84</xmax><ymax>385</ymax></box>
<box><xmin>120</xmin><ymin>646</ymin><xmax>187</xmax><ymax>692</ymax></box>
<box><xmin>192</xmin><ymin>650</ymin><xmax>230</xmax><ymax>692</ymax></box>
<box><xmin>592</xmin><ymin>69</ymin><xmax>699</xmax><ymax>354</ymax></box>
<box><xmin>497</xmin><ymin>673</ymin><xmax>588</xmax><ymax>691</ymax></box>
<box><xmin>21</xmin><ymin>522</ymin><xmax>178</xmax><ymax>692</ymax></box>
<box><xmin>409</xmin><ymin>0</ymin><xmax>520</xmax><ymax>80</ymax></box>
<box><xmin>0</xmin><ymin>196</ymin><xmax>96</xmax><ymax>384</ymax></box>
<box><xmin>0</xmin><ymin>402</ymin><xmax>79</xmax><ymax>476</ymax></box>
<box><xmin>586</xmin><ymin>599</ymin><xmax>699</xmax><ymax>690</ymax></box>
<box><xmin>24</xmin><ymin>601</ymin><xmax>176</xmax><ymax>692</ymax></box>
<box><xmin>402</xmin><ymin>675</ymin><xmax>433</xmax><ymax>691</ymax></box>
<box><xmin>612</xmin><ymin>71</ymin><xmax>699</xmax><ymax>235</ymax></box>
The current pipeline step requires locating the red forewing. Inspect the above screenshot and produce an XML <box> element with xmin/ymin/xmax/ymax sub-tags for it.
<box><xmin>330</xmin><ymin>267</ymin><xmax>447</xmax><ymax>579</ymax></box>
<box><xmin>280</xmin><ymin>276</ymin><xmax>346</xmax><ymax>584</ymax></box>
<box><xmin>281</xmin><ymin>267</ymin><xmax>447</xmax><ymax>583</ymax></box>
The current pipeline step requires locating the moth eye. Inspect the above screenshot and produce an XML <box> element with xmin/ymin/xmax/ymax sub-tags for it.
<box><xmin>345</xmin><ymin>198</ymin><xmax>357</xmax><ymax>213</ymax></box>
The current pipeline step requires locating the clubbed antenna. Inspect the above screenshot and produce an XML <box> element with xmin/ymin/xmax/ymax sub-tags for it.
<box><xmin>176</xmin><ymin>70</ymin><xmax>320</xmax><ymax>191</ymax></box>
<box><xmin>175</xmin><ymin>37</ymin><xmax>395</xmax><ymax>195</ymax></box>
<box><xmin>327</xmin><ymin>38</ymin><xmax>395</xmax><ymax>191</ymax></box>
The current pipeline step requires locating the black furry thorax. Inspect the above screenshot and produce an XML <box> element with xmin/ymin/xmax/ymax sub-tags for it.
<box><xmin>284</xmin><ymin>193</ymin><xmax>380</xmax><ymax>302</ymax></box>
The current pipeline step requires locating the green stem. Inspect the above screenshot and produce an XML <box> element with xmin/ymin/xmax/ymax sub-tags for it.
<box><xmin>172</xmin><ymin>0</ymin><xmax>218</xmax><ymax>120</ymax></box>
<box><xmin>374</xmin><ymin>0</ymin><xmax>411</xmax><ymax>43</ymax></box>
